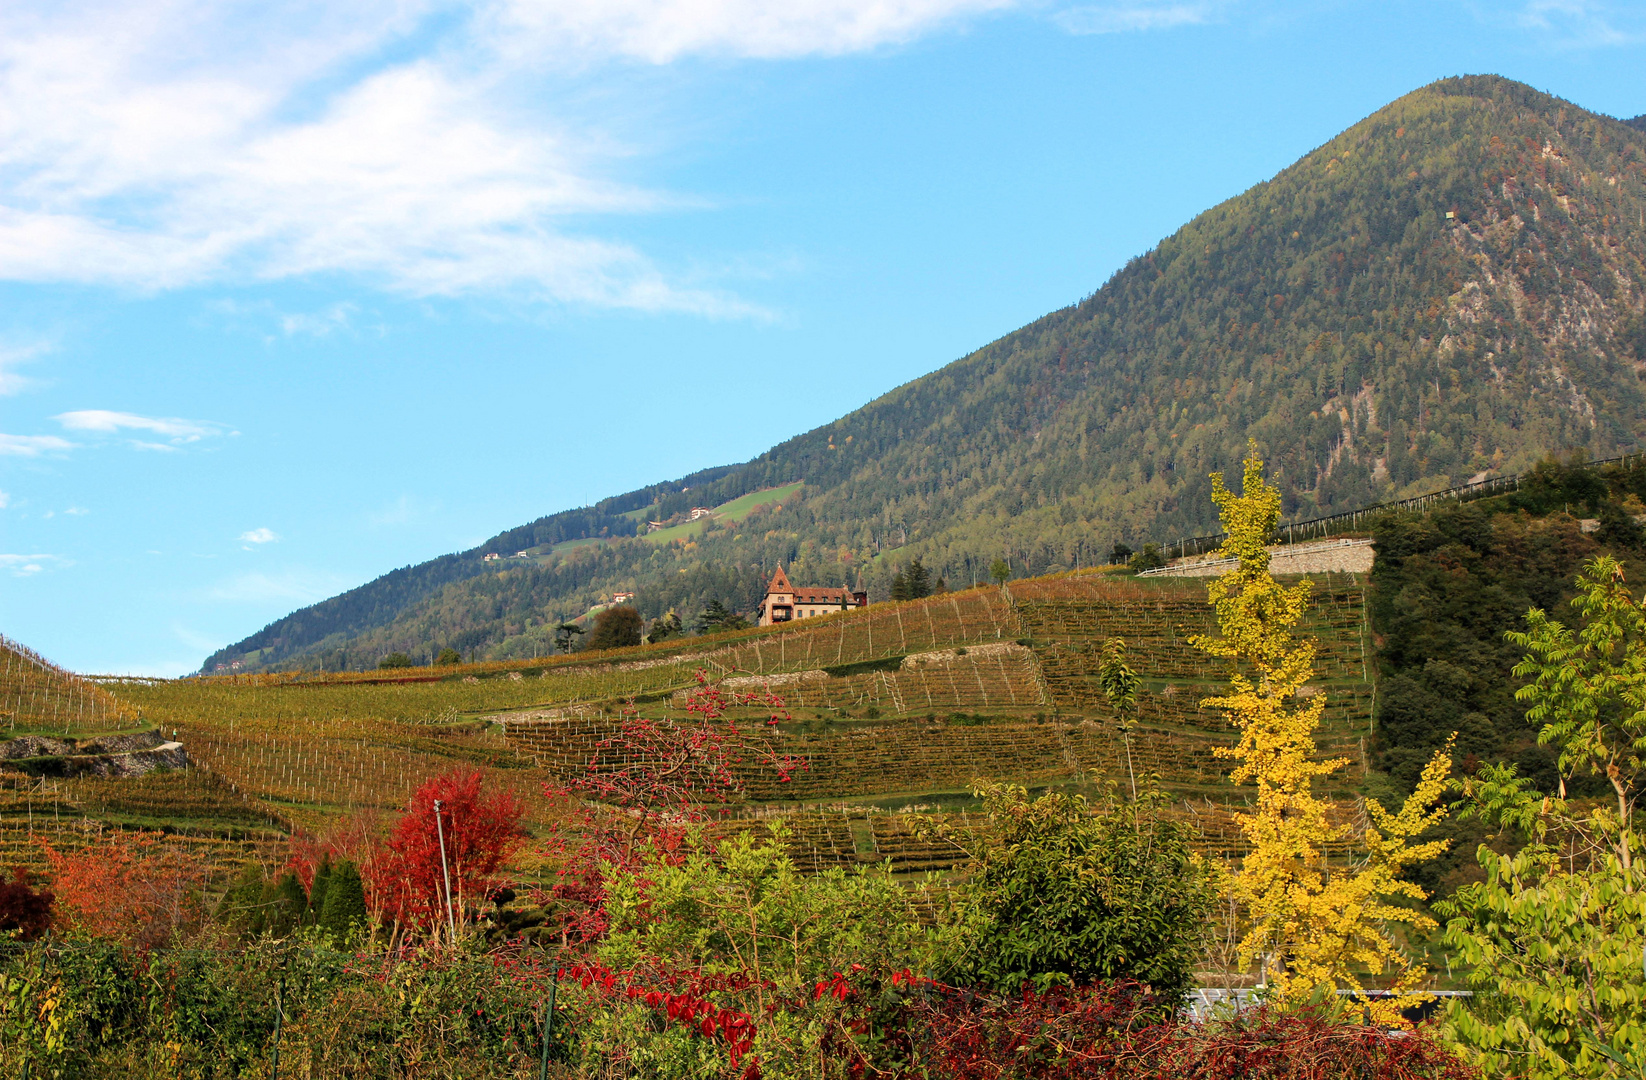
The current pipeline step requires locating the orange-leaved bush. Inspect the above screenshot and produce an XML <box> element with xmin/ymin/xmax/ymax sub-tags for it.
<box><xmin>40</xmin><ymin>831</ymin><xmax>209</xmax><ymax>949</ymax></box>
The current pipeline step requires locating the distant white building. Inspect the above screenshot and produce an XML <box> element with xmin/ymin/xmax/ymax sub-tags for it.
<box><xmin>611</xmin><ymin>591</ymin><xmax>635</xmax><ymax>603</ymax></box>
<box><xmin>688</xmin><ymin>507</ymin><xmax>713</xmax><ymax>520</ymax></box>
<box><xmin>483</xmin><ymin>553</ymin><xmax>502</xmax><ymax>562</ymax></box>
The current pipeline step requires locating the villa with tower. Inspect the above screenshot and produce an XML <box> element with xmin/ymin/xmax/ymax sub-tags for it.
<box><xmin>754</xmin><ymin>567</ymin><xmax>868</xmax><ymax>626</ymax></box>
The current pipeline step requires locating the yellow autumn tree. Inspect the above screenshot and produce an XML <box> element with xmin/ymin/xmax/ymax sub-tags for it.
<box><xmin>1193</xmin><ymin>447</ymin><xmax>1453</xmax><ymax>1024</ymax></box>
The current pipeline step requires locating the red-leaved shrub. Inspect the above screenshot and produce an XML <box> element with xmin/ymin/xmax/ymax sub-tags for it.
<box><xmin>898</xmin><ymin>978</ymin><xmax>1475</xmax><ymax>1080</ymax></box>
<box><xmin>0</xmin><ymin>867</ymin><xmax>53</xmax><ymax>940</ymax></box>
<box><xmin>370</xmin><ymin>769</ymin><xmax>524</xmax><ymax>929</ymax></box>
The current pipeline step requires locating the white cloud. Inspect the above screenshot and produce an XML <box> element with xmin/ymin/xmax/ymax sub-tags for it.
<box><xmin>1511</xmin><ymin>0</ymin><xmax>1644</xmax><ymax>46</ymax></box>
<box><xmin>281</xmin><ymin>302</ymin><xmax>355</xmax><ymax>337</ymax></box>
<box><xmin>238</xmin><ymin>527</ymin><xmax>278</xmax><ymax>544</ymax></box>
<box><xmin>1053</xmin><ymin>1</ymin><xmax>1211</xmax><ymax>33</ymax></box>
<box><xmin>0</xmin><ymin>1</ymin><xmax>1012</xmax><ymax>312</ymax></box>
<box><xmin>0</xmin><ymin>553</ymin><xmax>69</xmax><ymax>576</ymax></box>
<box><xmin>0</xmin><ymin>339</ymin><xmax>53</xmax><ymax>396</ymax></box>
<box><xmin>64</xmin><ymin>505</ymin><xmax>88</xmax><ymax>515</ymax></box>
<box><xmin>0</xmin><ymin>490</ymin><xmax>8</xmax><ymax>509</ymax></box>
<box><xmin>55</xmin><ymin>409</ymin><xmax>225</xmax><ymax>440</ymax></box>
<box><xmin>0</xmin><ymin>433</ymin><xmax>75</xmax><ymax>456</ymax></box>
<box><xmin>488</xmin><ymin>0</ymin><xmax>1017</xmax><ymax>63</ymax></box>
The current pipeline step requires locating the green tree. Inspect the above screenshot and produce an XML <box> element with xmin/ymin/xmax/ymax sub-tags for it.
<box><xmin>378</xmin><ymin>652</ymin><xmax>412</xmax><ymax>670</ymax></box>
<box><xmin>553</xmin><ymin>622</ymin><xmax>585</xmax><ymax>654</ymax></box>
<box><xmin>305</xmin><ymin>857</ymin><xmax>333</xmax><ymax>926</ymax></box>
<box><xmin>947</xmin><ymin>782</ymin><xmax>1216</xmax><ymax>1002</ymax></box>
<box><xmin>319</xmin><ymin>861</ymin><xmax>368</xmax><ymax>943</ymax></box>
<box><xmin>587</xmin><ymin>606</ymin><xmax>643</xmax><ymax>651</ymax></box>
<box><xmin>1109</xmin><ymin>543</ymin><xmax>1134</xmax><ymax>565</ymax></box>
<box><xmin>989</xmin><ymin>558</ymin><xmax>1011</xmax><ymax>586</ymax></box>
<box><xmin>260</xmin><ymin>871</ymin><xmax>307</xmax><ymax>938</ymax></box>
<box><xmin>696</xmin><ymin>599</ymin><xmax>743</xmax><ymax>634</ymax></box>
<box><xmin>435</xmin><ymin>647</ymin><xmax>462</xmax><ymax>666</ymax></box>
<box><xmin>216</xmin><ymin>863</ymin><xmax>268</xmax><ymax>934</ymax></box>
<box><xmin>906</xmin><ymin>557</ymin><xmax>932</xmax><ymax>599</ymax></box>
<box><xmin>1127</xmin><ymin>543</ymin><xmax>1167</xmax><ymax>572</ymax></box>
<box><xmin>647</xmin><ymin>610</ymin><xmax>683</xmax><ymax>643</ymax></box>
<box><xmin>890</xmin><ymin>569</ymin><xmax>910</xmax><ymax>601</ymax></box>
<box><xmin>1441</xmin><ymin>555</ymin><xmax>1646</xmax><ymax>1078</ymax></box>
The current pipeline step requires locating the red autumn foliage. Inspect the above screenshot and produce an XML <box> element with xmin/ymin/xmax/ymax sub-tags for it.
<box><xmin>285</xmin><ymin>808</ymin><xmax>386</xmax><ymax>894</ymax></box>
<box><xmin>39</xmin><ymin>831</ymin><xmax>209</xmax><ymax>949</ymax></box>
<box><xmin>539</xmin><ymin>671</ymin><xmax>807</xmax><ymax>945</ymax></box>
<box><xmin>563</xmin><ymin>961</ymin><xmax>763</xmax><ymax>1075</ymax></box>
<box><xmin>893</xmin><ymin>977</ymin><xmax>1476</xmax><ymax>1080</ymax></box>
<box><xmin>370</xmin><ymin>769</ymin><xmax>524</xmax><ymax>928</ymax></box>
<box><xmin>0</xmin><ymin>867</ymin><xmax>54</xmax><ymax>941</ymax></box>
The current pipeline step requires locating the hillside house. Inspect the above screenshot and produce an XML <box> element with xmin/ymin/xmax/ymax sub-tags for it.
<box><xmin>688</xmin><ymin>507</ymin><xmax>713</xmax><ymax>520</ymax></box>
<box><xmin>754</xmin><ymin>566</ymin><xmax>868</xmax><ymax>626</ymax></box>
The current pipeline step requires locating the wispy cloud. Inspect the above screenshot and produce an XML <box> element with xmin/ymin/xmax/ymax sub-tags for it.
<box><xmin>0</xmin><ymin>1</ymin><xmax>1013</xmax><ymax>314</ymax></box>
<box><xmin>0</xmin><ymin>339</ymin><xmax>52</xmax><ymax>396</ymax></box>
<box><xmin>1510</xmin><ymin>0</ymin><xmax>1644</xmax><ymax>46</ymax></box>
<box><xmin>238</xmin><ymin>527</ymin><xmax>278</xmax><ymax>545</ymax></box>
<box><xmin>206</xmin><ymin>568</ymin><xmax>349</xmax><ymax>604</ymax></box>
<box><xmin>53</xmin><ymin>410</ymin><xmax>234</xmax><ymax>452</ymax></box>
<box><xmin>0</xmin><ymin>433</ymin><xmax>75</xmax><ymax>457</ymax></box>
<box><xmin>281</xmin><ymin>302</ymin><xmax>356</xmax><ymax>337</ymax></box>
<box><xmin>487</xmin><ymin>0</ymin><xmax>1019</xmax><ymax>63</ymax></box>
<box><xmin>0</xmin><ymin>553</ymin><xmax>69</xmax><ymax>576</ymax></box>
<box><xmin>1053</xmin><ymin>1</ymin><xmax>1212</xmax><ymax>34</ymax></box>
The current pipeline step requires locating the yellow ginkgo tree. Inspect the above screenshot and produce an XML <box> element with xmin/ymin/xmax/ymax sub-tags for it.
<box><xmin>1193</xmin><ymin>447</ymin><xmax>1454</xmax><ymax>1024</ymax></box>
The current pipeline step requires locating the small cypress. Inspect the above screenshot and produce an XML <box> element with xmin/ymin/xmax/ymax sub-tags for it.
<box><xmin>320</xmin><ymin>860</ymin><xmax>368</xmax><ymax>943</ymax></box>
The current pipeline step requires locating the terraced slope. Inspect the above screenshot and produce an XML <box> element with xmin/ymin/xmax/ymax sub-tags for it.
<box><xmin>4</xmin><ymin>563</ymin><xmax>1373</xmax><ymax>883</ymax></box>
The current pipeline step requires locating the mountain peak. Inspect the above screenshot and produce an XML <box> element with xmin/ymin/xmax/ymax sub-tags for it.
<box><xmin>207</xmin><ymin>77</ymin><xmax>1646</xmax><ymax>674</ymax></box>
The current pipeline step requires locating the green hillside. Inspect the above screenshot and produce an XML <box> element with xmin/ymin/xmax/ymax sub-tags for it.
<box><xmin>208</xmin><ymin>75</ymin><xmax>1646</xmax><ymax>674</ymax></box>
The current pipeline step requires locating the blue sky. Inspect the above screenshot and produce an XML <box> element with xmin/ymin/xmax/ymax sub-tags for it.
<box><xmin>2</xmin><ymin>0</ymin><xmax>1643</xmax><ymax>676</ymax></box>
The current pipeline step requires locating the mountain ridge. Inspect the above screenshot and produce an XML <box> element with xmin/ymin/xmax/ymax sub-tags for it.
<box><xmin>207</xmin><ymin>75</ymin><xmax>1646</xmax><ymax>674</ymax></box>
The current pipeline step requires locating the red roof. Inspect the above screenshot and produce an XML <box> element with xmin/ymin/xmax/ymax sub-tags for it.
<box><xmin>763</xmin><ymin>565</ymin><xmax>859</xmax><ymax>605</ymax></box>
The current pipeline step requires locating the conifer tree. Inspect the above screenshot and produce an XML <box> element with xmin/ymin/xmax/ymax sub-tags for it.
<box><xmin>320</xmin><ymin>860</ymin><xmax>368</xmax><ymax>943</ymax></box>
<box><xmin>906</xmin><ymin>558</ymin><xmax>932</xmax><ymax>599</ymax></box>
<box><xmin>1193</xmin><ymin>446</ymin><xmax>1453</xmax><ymax>1023</ymax></box>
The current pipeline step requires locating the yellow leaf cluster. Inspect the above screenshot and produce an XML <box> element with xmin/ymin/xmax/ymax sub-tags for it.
<box><xmin>1193</xmin><ymin>447</ymin><xmax>1452</xmax><ymax>1026</ymax></box>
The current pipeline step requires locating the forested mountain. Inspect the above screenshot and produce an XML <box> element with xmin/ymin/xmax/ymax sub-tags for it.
<box><xmin>207</xmin><ymin>75</ymin><xmax>1646</xmax><ymax>673</ymax></box>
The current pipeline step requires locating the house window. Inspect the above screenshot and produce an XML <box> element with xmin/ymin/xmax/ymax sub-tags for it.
<box><xmin>772</xmin><ymin>605</ymin><xmax>793</xmax><ymax>622</ymax></box>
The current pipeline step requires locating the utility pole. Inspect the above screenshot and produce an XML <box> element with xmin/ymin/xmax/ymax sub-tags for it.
<box><xmin>433</xmin><ymin>799</ymin><xmax>457</xmax><ymax>943</ymax></box>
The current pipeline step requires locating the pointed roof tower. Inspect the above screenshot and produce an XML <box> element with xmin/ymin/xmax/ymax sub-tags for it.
<box><xmin>767</xmin><ymin>565</ymin><xmax>793</xmax><ymax>595</ymax></box>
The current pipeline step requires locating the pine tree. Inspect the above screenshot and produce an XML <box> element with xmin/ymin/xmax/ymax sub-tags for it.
<box><xmin>906</xmin><ymin>558</ymin><xmax>932</xmax><ymax>599</ymax></box>
<box><xmin>890</xmin><ymin>571</ymin><xmax>910</xmax><ymax>602</ymax></box>
<box><xmin>306</xmin><ymin>856</ymin><xmax>333</xmax><ymax>926</ymax></box>
<box><xmin>261</xmin><ymin>871</ymin><xmax>307</xmax><ymax>938</ymax></box>
<box><xmin>320</xmin><ymin>860</ymin><xmax>368</xmax><ymax>943</ymax></box>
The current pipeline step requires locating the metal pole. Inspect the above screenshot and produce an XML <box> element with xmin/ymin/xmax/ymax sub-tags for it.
<box><xmin>434</xmin><ymin>799</ymin><xmax>457</xmax><ymax>943</ymax></box>
<box><xmin>539</xmin><ymin>970</ymin><xmax>561</xmax><ymax>1080</ymax></box>
<box><xmin>271</xmin><ymin>980</ymin><xmax>283</xmax><ymax>1080</ymax></box>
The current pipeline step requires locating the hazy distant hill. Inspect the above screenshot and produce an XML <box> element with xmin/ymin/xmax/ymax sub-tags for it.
<box><xmin>207</xmin><ymin>75</ymin><xmax>1646</xmax><ymax>674</ymax></box>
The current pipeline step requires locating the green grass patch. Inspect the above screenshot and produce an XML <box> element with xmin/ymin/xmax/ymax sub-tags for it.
<box><xmin>714</xmin><ymin>481</ymin><xmax>803</xmax><ymax>523</ymax></box>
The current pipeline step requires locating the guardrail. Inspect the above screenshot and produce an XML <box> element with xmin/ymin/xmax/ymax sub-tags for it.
<box><xmin>1152</xmin><ymin>451</ymin><xmax>1646</xmax><ymax>562</ymax></box>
